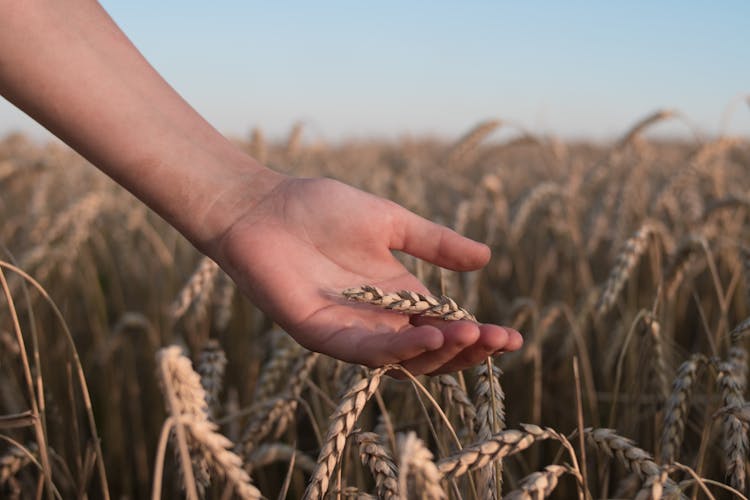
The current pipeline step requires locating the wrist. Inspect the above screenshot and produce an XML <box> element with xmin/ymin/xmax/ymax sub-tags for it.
<box><xmin>174</xmin><ymin>152</ymin><xmax>289</xmax><ymax>258</ymax></box>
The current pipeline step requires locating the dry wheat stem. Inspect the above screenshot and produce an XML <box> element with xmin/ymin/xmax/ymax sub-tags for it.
<box><xmin>342</xmin><ymin>285</ymin><xmax>476</xmax><ymax>321</ymax></box>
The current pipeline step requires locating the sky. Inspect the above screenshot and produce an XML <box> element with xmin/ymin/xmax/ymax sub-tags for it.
<box><xmin>1</xmin><ymin>1</ymin><xmax>749</xmax><ymax>142</ymax></box>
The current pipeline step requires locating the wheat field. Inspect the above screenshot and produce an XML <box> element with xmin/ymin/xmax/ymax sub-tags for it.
<box><xmin>1</xmin><ymin>109</ymin><xmax>750</xmax><ymax>499</ymax></box>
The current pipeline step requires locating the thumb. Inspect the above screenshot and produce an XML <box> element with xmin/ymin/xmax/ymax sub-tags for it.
<box><xmin>391</xmin><ymin>206</ymin><xmax>491</xmax><ymax>271</ymax></box>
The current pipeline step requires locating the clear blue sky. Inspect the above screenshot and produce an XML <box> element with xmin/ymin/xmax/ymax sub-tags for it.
<box><xmin>1</xmin><ymin>1</ymin><xmax>748</xmax><ymax>141</ymax></box>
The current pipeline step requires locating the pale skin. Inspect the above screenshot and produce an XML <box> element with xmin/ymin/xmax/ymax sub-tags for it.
<box><xmin>0</xmin><ymin>0</ymin><xmax>522</xmax><ymax>375</ymax></box>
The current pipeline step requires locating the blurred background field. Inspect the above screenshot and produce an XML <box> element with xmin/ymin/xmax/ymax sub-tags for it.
<box><xmin>1</xmin><ymin>112</ymin><xmax>750</xmax><ymax>498</ymax></box>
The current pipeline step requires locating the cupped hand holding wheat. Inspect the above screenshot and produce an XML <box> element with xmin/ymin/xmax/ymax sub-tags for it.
<box><xmin>210</xmin><ymin>177</ymin><xmax>522</xmax><ymax>375</ymax></box>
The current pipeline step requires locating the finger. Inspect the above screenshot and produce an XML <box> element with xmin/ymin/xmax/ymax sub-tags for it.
<box><xmin>392</xmin><ymin>208</ymin><xmax>490</xmax><ymax>271</ymax></box>
<box><xmin>412</xmin><ymin>317</ymin><xmax>523</xmax><ymax>353</ymax></box>
<box><xmin>318</xmin><ymin>323</ymin><xmax>444</xmax><ymax>367</ymax></box>
<box><xmin>398</xmin><ymin>321</ymin><xmax>481</xmax><ymax>376</ymax></box>
<box><xmin>420</xmin><ymin>324</ymin><xmax>522</xmax><ymax>375</ymax></box>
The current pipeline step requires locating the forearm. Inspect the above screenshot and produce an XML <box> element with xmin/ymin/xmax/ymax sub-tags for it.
<box><xmin>0</xmin><ymin>0</ymin><xmax>283</xmax><ymax>251</ymax></box>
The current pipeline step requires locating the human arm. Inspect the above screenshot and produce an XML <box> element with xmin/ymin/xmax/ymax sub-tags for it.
<box><xmin>0</xmin><ymin>0</ymin><xmax>522</xmax><ymax>374</ymax></box>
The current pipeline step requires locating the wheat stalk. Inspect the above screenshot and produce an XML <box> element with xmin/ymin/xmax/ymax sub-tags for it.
<box><xmin>342</xmin><ymin>285</ymin><xmax>476</xmax><ymax>321</ymax></box>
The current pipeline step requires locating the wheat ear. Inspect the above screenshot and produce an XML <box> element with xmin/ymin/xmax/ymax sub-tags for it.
<box><xmin>585</xmin><ymin>428</ymin><xmax>681</xmax><ymax>496</ymax></box>
<box><xmin>660</xmin><ymin>353</ymin><xmax>709</xmax><ymax>464</ymax></box>
<box><xmin>342</xmin><ymin>285</ymin><xmax>476</xmax><ymax>321</ymax></box>
<box><xmin>157</xmin><ymin>346</ymin><xmax>260</xmax><ymax>499</ymax></box>
<box><xmin>473</xmin><ymin>360</ymin><xmax>506</xmax><ymax>498</ymax></box>
<box><xmin>197</xmin><ymin>339</ymin><xmax>227</xmax><ymax>420</ymax></box>
<box><xmin>170</xmin><ymin>256</ymin><xmax>220</xmax><ymax>320</ymax></box>
<box><xmin>502</xmin><ymin>464</ymin><xmax>570</xmax><ymax>500</ymax></box>
<box><xmin>304</xmin><ymin>367</ymin><xmax>386</xmax><ymax>500</ymax></box>
<box><xmin>716</xmin><ymin>362</ymin><xmax>748</xmax><ymax>492</ymax></box>
<box><xmin>437</xmin><ymin>424</ymin><xmax>562</xmax><ymax>479</ymax></box>
<box><xmin>436</xmin><ymin>374</ymin><xmax>477</xmax><ymax>429</ymax></box>
<box><xmin>730</xmin><ymin>316</ymin><xmax>750</xmax><ymax>345</ymax></box>
<box><xmin>355</xmin><ymin>432</ymin><xmax>399</xmax><ymax>500</ymax></box>
<box><xmin>247</xmin><ymin>443</ymin><xmax>317</xmax><ymax>474</ymax></box>
<box><xmin>596</xmin><ymin>221</ymin><xmax>664</xmax><ymax>316</ymax></box>
<box><xmin>397</xmin><ymin>431</ymin><xmax>446</xmax><ymax>500</ymax></box>
<box><xmin>0</xmin><ymin>444</ymin><xmax>36</xmax><ymax>486</ymax></box>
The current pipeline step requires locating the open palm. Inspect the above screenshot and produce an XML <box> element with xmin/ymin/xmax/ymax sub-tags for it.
<box><xmin>213</xmin><ymin>177</ymin><xmax>522</xmax><ymax>375</ymax></box>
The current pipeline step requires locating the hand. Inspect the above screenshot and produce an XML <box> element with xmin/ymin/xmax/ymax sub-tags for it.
<box><xmin>211</xmin><ymin>176</ymin><xmax>522</xmax><ymax>375</ymax></box>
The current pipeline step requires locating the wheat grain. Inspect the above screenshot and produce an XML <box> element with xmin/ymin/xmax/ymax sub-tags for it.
<box><xmin>342</xmin><ymin>285</ymin><xmax>476</xmax><ymax>321</ymax></box>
